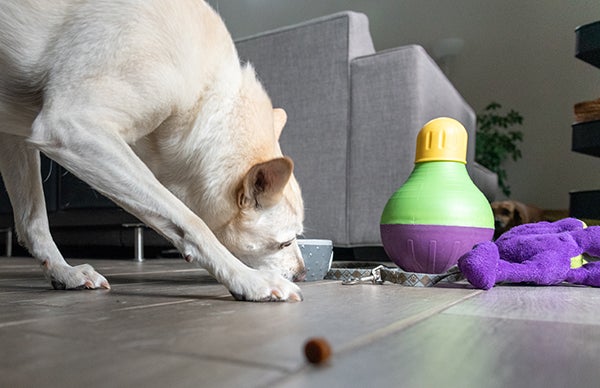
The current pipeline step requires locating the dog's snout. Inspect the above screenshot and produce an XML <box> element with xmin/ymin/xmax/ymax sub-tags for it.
<box><xmin>292</xmin><ymin>252</ymin><xmax>306</xmax><ymax>282</ymax></box>
<box><xmin>293</xmin><ymin>270</ymin><xmax>307</xmax><ymax>282</ymax></box>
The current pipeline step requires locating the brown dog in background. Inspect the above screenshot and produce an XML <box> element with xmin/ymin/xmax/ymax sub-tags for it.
<box><xmin>491</xmin><ymin>200</ymin><xmax>545</xmax><ymax>238</ymax></box>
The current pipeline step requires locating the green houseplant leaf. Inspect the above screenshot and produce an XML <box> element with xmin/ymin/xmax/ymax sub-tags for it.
<box><xmin>475</xmin><ymin>102</ymin><xmax>524</xmax><ymax>197</ymax></box>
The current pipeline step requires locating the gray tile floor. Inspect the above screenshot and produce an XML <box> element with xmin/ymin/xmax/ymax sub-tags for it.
<box><xmin>2</xmin><ymin>256</ymin><xmax>600</xmax><ymax>388</ymax></box>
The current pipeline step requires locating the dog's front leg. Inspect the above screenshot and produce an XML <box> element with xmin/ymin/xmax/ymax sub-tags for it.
<box><xmin>28</xmin><ymin>110</ymin><xmax>302</xmax><ymax>302</ymax></box>
<box><xmin>0</xmin><ymin>133</ymin><xmax>109</xmax><ymax>289</ymax></box>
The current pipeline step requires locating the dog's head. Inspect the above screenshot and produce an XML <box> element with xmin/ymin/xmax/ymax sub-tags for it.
<box><xmin>216</xmin><ymin>155</ymin><xmax>306</xmax><ymax>282</ymax></box>
<box><xmin>491</xmin><ymin>200</ymin><xmax>521</xmax><ymax>238</ymax></box>
<box><xmin>492</xmin><ymin>201</ymin><xmax>518</xmax><ymax>229</ymax></box>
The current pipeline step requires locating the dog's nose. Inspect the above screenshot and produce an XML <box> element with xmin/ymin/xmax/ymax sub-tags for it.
<box><xmin>293</xmin><ymin>270</ymin><xmax>307</xmax><ymax>282</ymax></box>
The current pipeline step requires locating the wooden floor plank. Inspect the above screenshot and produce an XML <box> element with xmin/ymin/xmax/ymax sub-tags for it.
<box><xmin>0</xmin><ymin>328</ymin><xmax>284</xmax><ymax>387</ymax></box>
<box><xmin>443</xmin><ymin>285</ymin><xmax>600</xmax><ymax>324</ymax></box>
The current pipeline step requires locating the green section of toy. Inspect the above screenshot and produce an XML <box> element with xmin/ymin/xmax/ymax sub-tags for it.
<box><xmin>381</xmin><ymin>161</ymin><xmax>494</xmax><ymax>227</ymax></box>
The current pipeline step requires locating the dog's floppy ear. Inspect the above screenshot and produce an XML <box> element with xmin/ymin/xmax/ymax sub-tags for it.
<box><xmin>513</xmin><ymin>202</ymin><xmax>525</xmax><ymax>224</ymax></box>
<box><xmin>273</xmin><ymin>108</ymin><xmax>287</xmax><ymax>140</ymax></box>
<box><xmin>238</xmin><ymin>156</ymin><xmax>293</xmax><ymax>209</ymax></box>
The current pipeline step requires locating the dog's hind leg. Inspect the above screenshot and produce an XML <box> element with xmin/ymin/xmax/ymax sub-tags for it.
<box><xmin>0</xmin><ymin>133</ymin><xmax>109</xmax><ymax>289</ymax></box>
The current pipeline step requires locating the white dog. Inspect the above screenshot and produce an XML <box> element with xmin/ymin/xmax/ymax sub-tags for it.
<box><xmin>0</xmin><ymin>0</ymin><xmax>306</xmax><ymax>302</ymax></box>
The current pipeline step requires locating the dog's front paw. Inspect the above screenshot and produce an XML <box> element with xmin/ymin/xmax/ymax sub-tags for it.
<box><xmin>229</xmin><ymin>269</ymin><xmax>303</xmax><ymax>302</ymax></box>
<box><xmin>43</xmin><ymin>262</ymin><xmax>110</xmax><ymax>290</ymax></box>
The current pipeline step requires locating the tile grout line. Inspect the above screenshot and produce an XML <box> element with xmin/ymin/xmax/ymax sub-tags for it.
<box><xmin>0</xmin><ymin>299</ymin><xmax>203</xmax><ymax>328</ymax></box>
<box><xmin>0</xmin><ymin>318</ymin><xmax>50</xmax><ymax>329</ymax></box>
<box><xmin>104</xmin><ymin>268</ymin><xmax>210</xmax><ymax>276</ymax></box>
<box><xmin>144</xmin><ymin>349</ymin><xmax>293</xmax><ymax>375</ymax></box>
<box><xmin>336</xmin><ymin>289</ymin><xmax>484</xmax><ymax>355</ymax></box>
<box><xmin>111</xmin><ymin>299</ymin><xmax>198</xmax><ymax>311</ymax></box>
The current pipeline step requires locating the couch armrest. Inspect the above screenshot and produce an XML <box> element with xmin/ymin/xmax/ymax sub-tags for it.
<box><xmin>348</xmin><ymin>45</ymin><xmax>478</xmax><ymax>246</ymax></box>
<box><xmin>469</xmin><ymin>162</ymin><xmax>498</xmax><ymax>202</ymax></box>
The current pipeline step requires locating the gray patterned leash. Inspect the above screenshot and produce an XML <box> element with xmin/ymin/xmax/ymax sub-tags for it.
<box><xmin>327</xmin><ymin>263</ymin><xmax>463</xmax><ymax>287</ymax></box>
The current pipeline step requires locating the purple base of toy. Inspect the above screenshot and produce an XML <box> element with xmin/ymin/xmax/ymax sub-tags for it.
<box><xmin>380</xmin><ymin>224</ymin><xmax>494</xmax><ymax>274</ymax></box>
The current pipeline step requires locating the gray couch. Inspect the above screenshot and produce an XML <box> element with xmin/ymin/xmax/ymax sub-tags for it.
<box><xmin>236</xmin><ymin>11</ymin><xmax>497</xmax><ymax>247</ymax></box>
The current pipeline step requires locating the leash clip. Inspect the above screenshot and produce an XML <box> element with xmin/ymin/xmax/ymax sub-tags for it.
<box><xmin>342</xmin><ymin>265</ymin><xmax>385</xmax><ymax>285</ymax></box>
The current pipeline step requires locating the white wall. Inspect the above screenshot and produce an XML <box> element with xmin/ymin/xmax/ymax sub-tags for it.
<box><xmin>209</xmin><ymin>0</ymin><xmax>600</xmax><ymax>210</ymax></box>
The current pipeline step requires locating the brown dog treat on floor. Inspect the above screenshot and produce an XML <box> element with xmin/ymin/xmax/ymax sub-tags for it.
<box><xmin>304</xmin><ymin>337</ymin><xmax>332</xmax><ymax>364</ymax></box>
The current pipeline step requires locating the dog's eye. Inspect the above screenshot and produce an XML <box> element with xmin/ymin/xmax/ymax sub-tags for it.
<box><xmin>279</xmin><ymin>240</ymin><xmax>293</xmax><ymax>250</ymax></box>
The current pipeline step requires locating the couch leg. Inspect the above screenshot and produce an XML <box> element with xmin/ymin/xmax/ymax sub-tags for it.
<box><xmin>124</xmin><ymin>224</ymin><xmax>144</xmax><ymax>262</ymax></box>
<box><xmin>1</xmin><ymin>227</ymin><xmax>12</xmax><ymax>257</ymax></box>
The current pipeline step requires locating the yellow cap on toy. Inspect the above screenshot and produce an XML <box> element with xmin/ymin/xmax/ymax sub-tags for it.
<box><xmin>415</xmin><ymin>117</ymin><xmax>468</xmax><ymax>164</ymax></box>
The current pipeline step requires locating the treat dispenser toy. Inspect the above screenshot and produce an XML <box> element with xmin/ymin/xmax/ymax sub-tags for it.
<box><xmin>380</xmin><ymin>117</ymin><xmax>494</xmax><ymax>273</ymax></box>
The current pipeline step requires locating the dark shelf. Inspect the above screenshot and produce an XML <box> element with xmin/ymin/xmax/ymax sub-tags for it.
<box><xmin>0</xmin><ymin>155</ymin><xmax>58</xmax><ymax>214</ymax></box>
<box><xmin>58</xmin><ymin>166</ymin><xmax>117</xmax><ymax>210</ymax></box>
<box><xmin>572</xmin><ymin>120</ymin><xmax>600</xmax><ymax>157</ymax></box>
<box><xmin>576</xmin><ymin>21</ymin><xmax>600</xmax><ymax>68</ymax></box>
<box><xmin>570</xmin><ymin>190</ymin><xmax>600</xmax><ymax>220</ymax></box>
<box><xmin>571</xmin><ymin>21</ymin><xmax>600</xmax><ymax>220</ymax></box>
